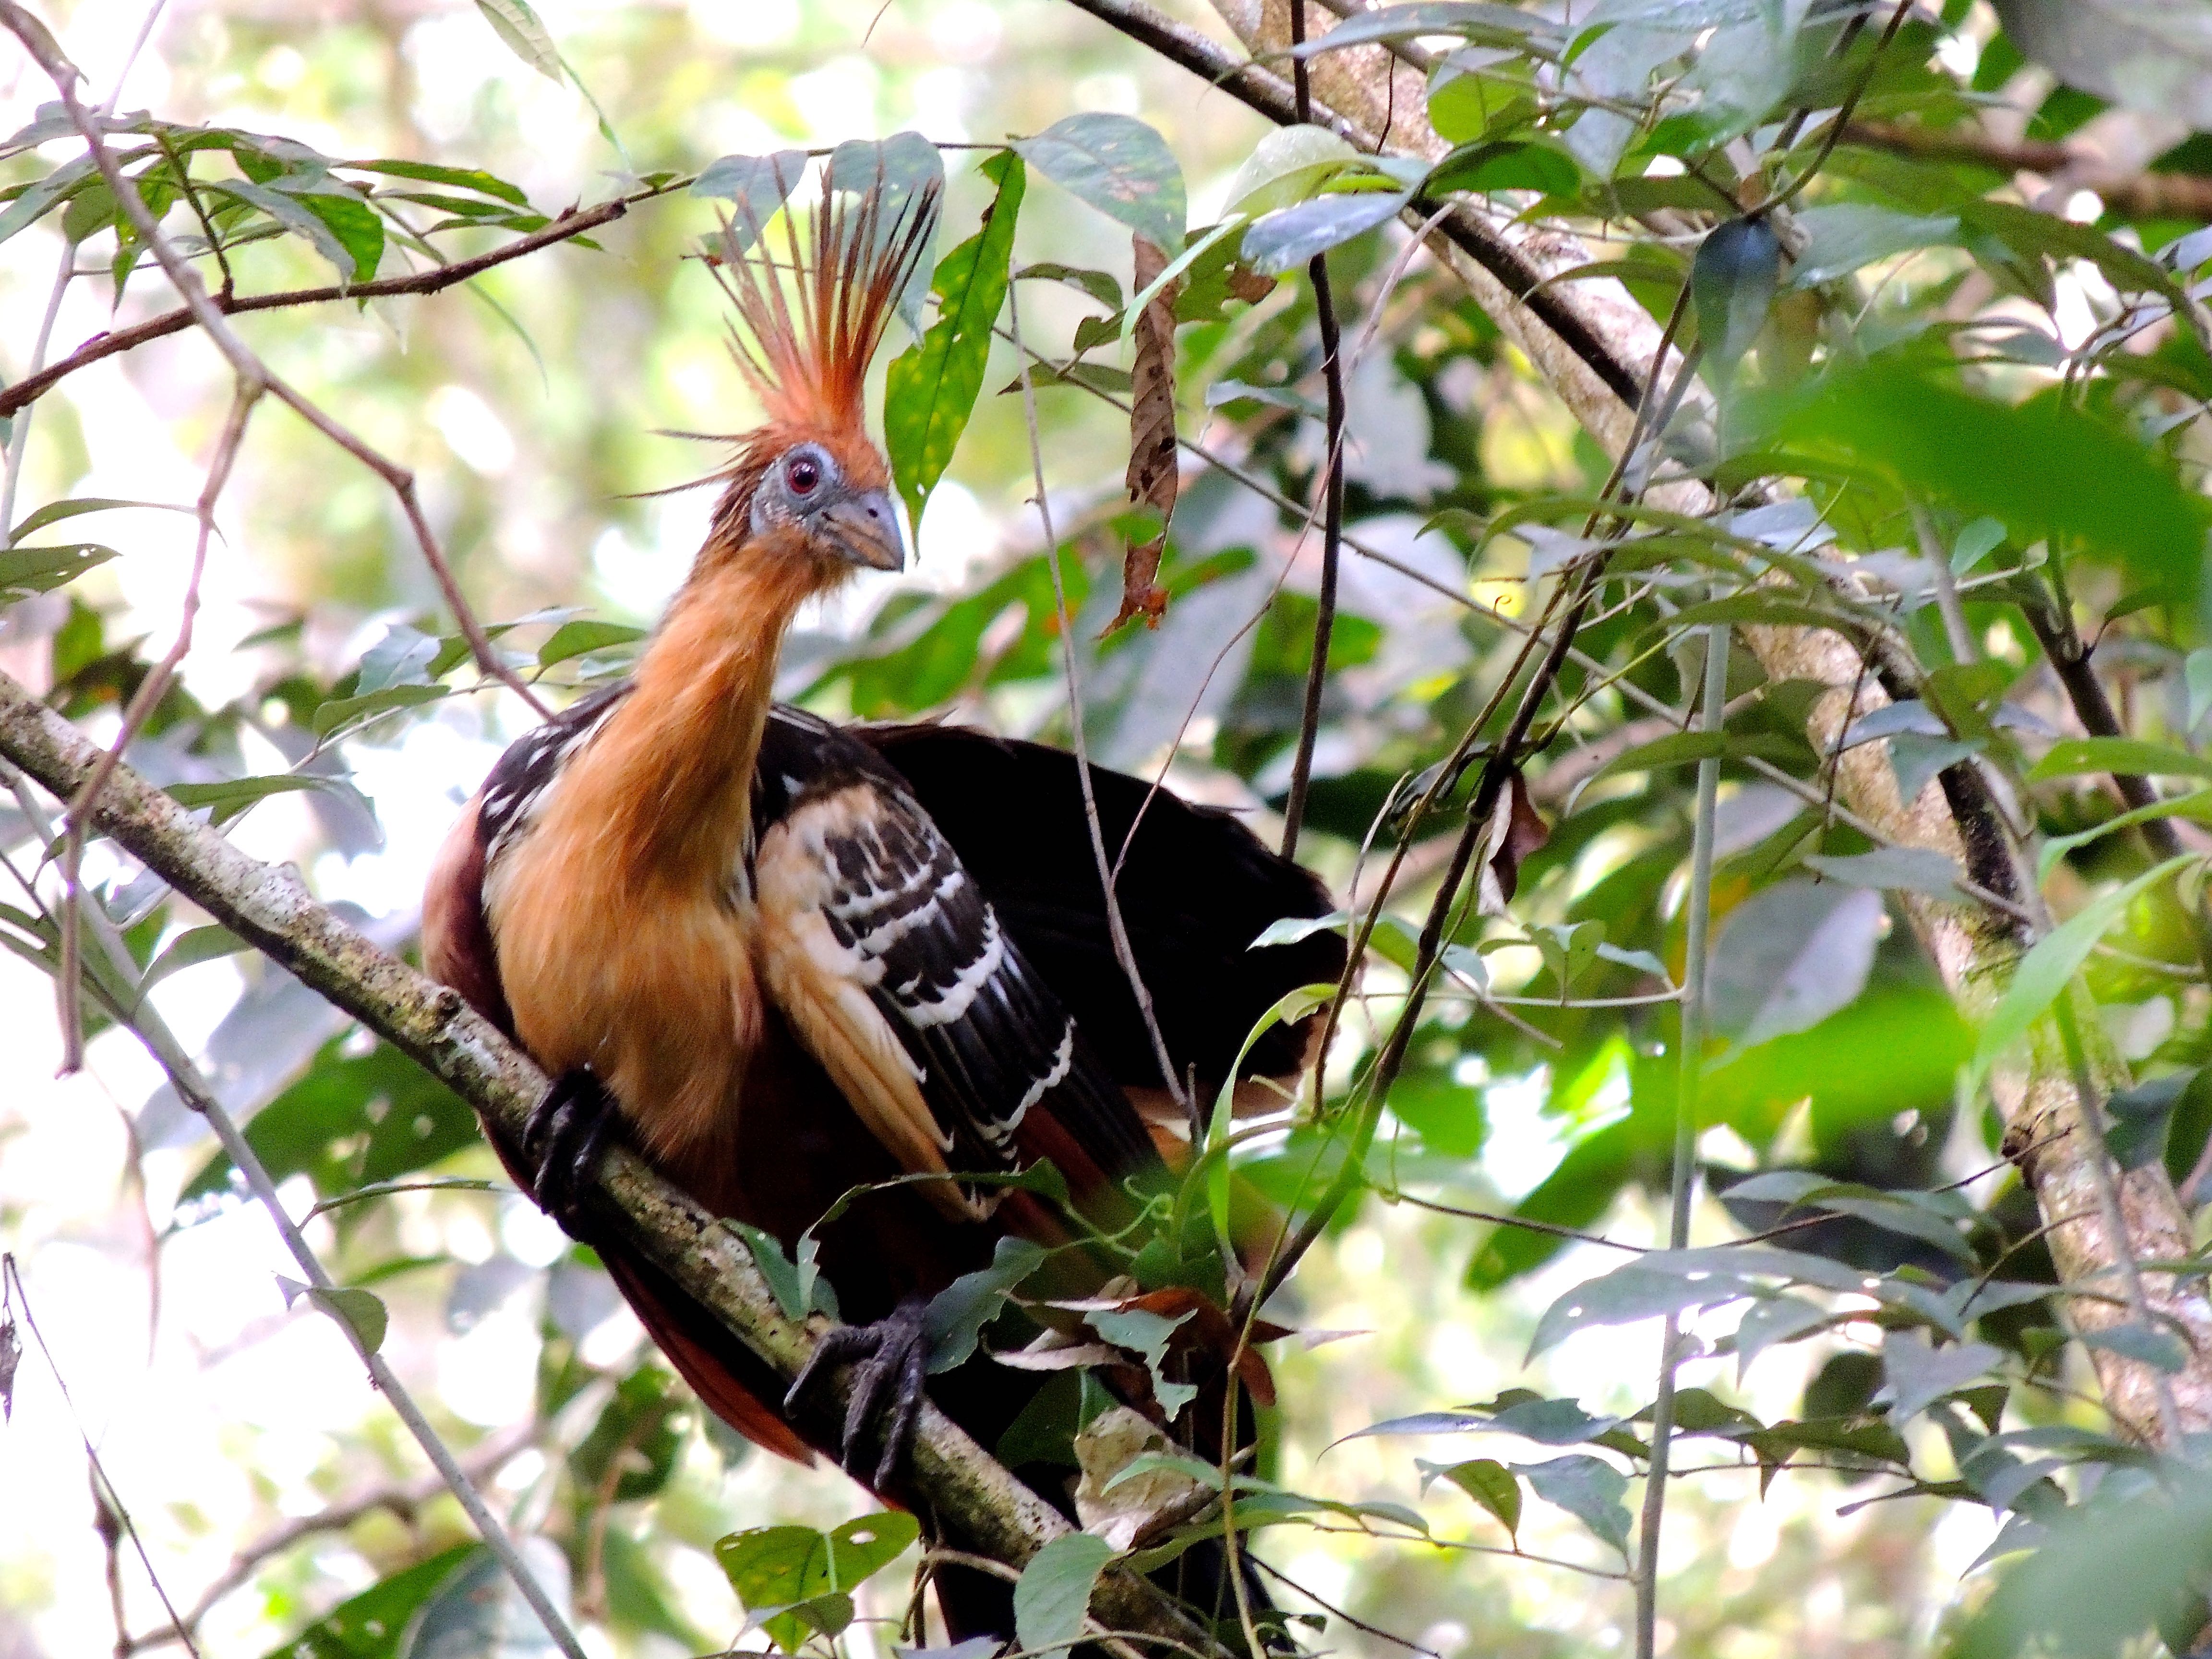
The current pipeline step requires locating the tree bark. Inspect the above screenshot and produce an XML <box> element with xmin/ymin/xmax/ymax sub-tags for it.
<box><xmin>0</xmin><ymin>669</ymin><xmax>1218</xmax><ymax>1648</ymax></box>
<box><xmin>1186</xmin><ymin>0</ymin><xmax>2212</xmax><ymax>1441</ymax></box>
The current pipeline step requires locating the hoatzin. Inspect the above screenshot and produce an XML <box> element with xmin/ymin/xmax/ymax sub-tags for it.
<box><xmin>421</xmin><ymin>168</ymin><xmax>1343</xmax><ymax>1638</ymax></box>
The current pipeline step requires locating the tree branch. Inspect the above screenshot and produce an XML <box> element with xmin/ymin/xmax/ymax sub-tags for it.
<box><xmin>0</xmin><ymin>667</ymin><xmax>1223</xmax><ymax>1650</ymax></box>
<box><xmin>1844</xmin><ymin>120</ymin><xmax>2212</xmax><ymax>223</ymax></box>
<box><xmin>0</xmin><ymin>189</ymin><xmax>663</xmax><ymax>420</ymax></box>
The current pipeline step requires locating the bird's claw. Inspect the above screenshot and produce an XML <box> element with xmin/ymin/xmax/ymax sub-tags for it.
<box><xmin>784</xmin><ymin>1296</ymin><xmax>931</xmax><ymax>1491</ymax></box>
<box><xmin>524</xmin><ymin>1068</ymin><xmax>619</xmax><ymax>1236</ymax></box>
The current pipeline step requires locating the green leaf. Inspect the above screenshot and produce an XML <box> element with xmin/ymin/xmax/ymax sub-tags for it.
<box><xmin>715</xmin><ymin>1515</ymin><xmax>919</xmax><ymax>1655</ymax></box>
<box><xmin>139</xmin><ymin>923</ymin><xmax>248</xmax><ymax>991</ymax></box>
<box><xmin>1693</xmin><ymin>216</ymin><xmax>1781</xmax><ymax>385</ymax></box>
<box><xmin>1879</xmin><ymin>1329</ymin><xmax>2003</xmax><ymax>1420</ymax></box>
<box><xmin>692</xmin><ymin>149</ymin><xmax>808</xmax><ymax>251</ymax></box>
<box><xmin>1016</xmin><ymin>261</ymin><xmax>1122</xmax><ymax>310</ymax></box>
<box><xmin>301</xmin><ymin>189</ymin><xmax>385</xmax><ymax>284</ymax></box>
<box><xmin>1972</xmin><ymin>855</ymin><xmax>2195</xmax><ymax>1085</ymax></box>
<box><xmin>1788</xmin><ymin>204</ymin><xmax>1960</xmax><ymax>289</ymax></box>
<box><xmin>167</xmin><ymin>772</ymin><xmax>338</xmax><ymax>825</ymax></box>
<box><xmin>1777</xmin><ymin>360</ymin><xmax>2210</xmax><ymax>601</ymax></box>
<box><xmin>924</xmin><ymin>1234</ymin><xmax>1046</xmax><ymax>1372</ymax></box>
<box><xmin>7</xmin><ymin>495</ymin><xmax>192</xmax><ymax>546</ymax></box>
<box><xmin>181</xmin><ymin>1036</ymin><xmax>478</xmax><ymax>1205</ymax></box>
<box><xmin>1433</xmin><ymin>1457</ymin><xmax>1521</xmax><ymax>1538</ymax></box>
<box><xmin>1223</xmin><ymin>124</ymin><xmax>1367</xmax><ymax>217</ymax></box>
<box><xmin>823</xmin><ymin>1511</ymin><xmax>921</xmax><ymax>1585</ymax></box>
<box><xmin>2028</xmin><ymin>737</ymin><xmax>2212</xmax><ymax>781</ymax></box>
<box><xmin>1516</xmin><ymin>1454</ymin><xmax>1632</xmax><ymax>1558</ymax></box>
<box><xmin>1801</xmin><ymin>846</ymin><xmax>1965</xmax><ymax>899</ymax></box>
<box><xmin>569</xmin><ymin>1365</ymin><xmax>687</xmax><ymax>1503</ymax></box>
<box><xmin>536</xmin><ymin>619</ymin><xmax>646</xmax><ymax>667</ymax></box>
<box><xmin>0</xmin><ymin>154</ymin><xmax>96</xmax><ymax>246</ymax></box>
<box><xmin>0</xmin><ymin>541</ymin><xmax>116</xmax><ymax>598</ymax></box>
<box><xmin>1014</xmin><ymin>113</ymin><xmax>1186</xmax><ymax>252</ymax></box>
<box><xmin>209</xmin><ymin>178</ymin><xmax>360</xmax><ymax>279</ymax></box>
<box><xmin>346</xmin><ymin>158</ymin><xmax>529</xmax><ymax>205</ymax></box>
<box><xmin>716</xmin><ymin>1527</ymin><xmax>834</xmax><ymax>1655</ymax></box>
<box><xmin>1295</xmin><ymin>1</ymin><xmax>1559</xmax><ymax>57</ymax></box>
<box><xmin>311</xmin><ymin>683</ymin><xmax>446</xmax><ymax>736</ymax></box>
<box><xmin>1708</xmin><ymin>881</ymin><xmax>1884</xmax><ymax>1047</ymax></box>
<box><xmin>1012</xmin><ymin>1533</ymin><xmax>1117</xmax><ymax>1651</ymax></box>
<box><xmin>1952</xmin><ymin>515</ymin><xmax>2007</xmax><ymax>576</ymax></box>
<box><xmin>290</xmin><ymin>1282</ymin><xmax>389</xmax><ymax>1355</ymax></box>
<box><xmin>1575</xmin><ymin>729</ymin><xmax>1800</xmax><ymax>795</ymax></box>
<box><xmin>2080</xmin><ymin>1322</ymin><xmax>2189</xmax><ymax>1373</ymax></box>
<box><xmin>2104</xmin><ymin>1071</ymin><xmax>2194</xmax><ymax>1172</ymax></box>
<box><xmin>1427</xmin><ymin>138</ymin><xmax>1582</xmax><ymax>196</ymax></box>
<box><xmin>2038</xmin><ymin>789</ymin><xmax>2212</xmax><ymax>880</ymax></box>
<box><xmin>256</xmin><ymin>1544</ymin><xmax>476</xmax><ymax>1659</ymax></box>
<box><xmin>1960</xmin><ymin>199</ymin><xmax>2184</xmax><ymax>307</ymax></box>
<box><xmin>1242</xmin><ymin>185</ymin><xmax>1412</xmax><ymax>276</ymax></box>
<box><xmin>400</xmin><ymin>1538</ymin><xmax>573</xmax><ymax>1658</ymax></box>
<box><xmin>725</xmin><ymin>1220</ymin><xmax>807</xmax><ymax>1320</ymax></box>
<box><xmin>885</xmin><ymin>150</ymin><xmax>1024</xmax><ymax>531</ymax></box>
<box><xmin>473</xmin><ymin>0</ymin><xmax>564</xmax><ymax>81</ymax></box>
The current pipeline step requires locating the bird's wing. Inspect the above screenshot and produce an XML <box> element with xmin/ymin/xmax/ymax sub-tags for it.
<box><xmin>848</xmin><ymin>720</ymin><xmax>1347</xmax><ymax>1094</ymax></box>
<box><xmin>753</xmin><ymin>708</ymin><xmax>1159</xmax><ymax>1216</ymax></box>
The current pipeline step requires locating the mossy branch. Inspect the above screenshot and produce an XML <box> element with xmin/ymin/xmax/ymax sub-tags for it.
<box><xmin>0</xmin><ymin>666</ymin><xmax>1220</xmax><ymax>1649</ymax></box>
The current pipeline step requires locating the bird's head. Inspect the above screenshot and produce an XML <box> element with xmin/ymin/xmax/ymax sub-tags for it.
<box><xmin>700</xmin><ymin>166</ymin><xmax>938</xmax><ymax>589</ymax></box>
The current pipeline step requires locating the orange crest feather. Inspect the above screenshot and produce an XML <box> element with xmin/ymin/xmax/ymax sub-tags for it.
<box><xmin>712</xmin><ymin>163</ymin><xmax>941</xmax><ymax>434</ymax></box>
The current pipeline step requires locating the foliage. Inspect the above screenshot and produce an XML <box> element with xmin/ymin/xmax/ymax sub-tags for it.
<box><xmin>16</xmin><ymin>0</ymin><xmax>2212</xmax><ymax>1656</ymax></box>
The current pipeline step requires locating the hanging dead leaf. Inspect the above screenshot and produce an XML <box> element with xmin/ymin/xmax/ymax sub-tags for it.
<box><xmin>1073</xmin><ymin>1406</ymin><xmax>1207</xmax><ymax>1550</ymax></box>
<box><xmin>1105</xmin><ymin>233</ymin><xmax>1179</xmax><ymax>636</ymax></box>
<box><xmin>1477</xmin><ymin>768</ymin><xmax>1550</xmax><ymax>914</ymax></box>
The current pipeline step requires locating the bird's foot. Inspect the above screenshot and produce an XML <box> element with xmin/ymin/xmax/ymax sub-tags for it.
<box><xmin>523</xmin><ymin>1068</ymin><xmax>620</xmax><ymax>1236</ymax></box>
<box><xmin>784</xmin><ymin>1296</ymin><xmax>930</xmax><ymax>1491</ymax></box>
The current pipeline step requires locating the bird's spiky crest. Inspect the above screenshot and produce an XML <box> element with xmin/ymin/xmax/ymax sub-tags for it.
<box><xmin>712</xmin><ymin>163</ymin><xmax>939</xmax><ymax>434</ymax></box>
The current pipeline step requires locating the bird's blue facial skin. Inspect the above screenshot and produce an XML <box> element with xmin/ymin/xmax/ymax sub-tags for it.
<box><xmin>750</xmin><ymin>441</ymin><xmax>903</xmax><ymax>571</ymax></box>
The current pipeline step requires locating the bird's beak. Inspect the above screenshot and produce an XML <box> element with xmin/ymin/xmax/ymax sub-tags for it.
<box><xmin>815</xmin><ymin>489</ymin><xmax>905</xmax><ymax>572</ymax></box>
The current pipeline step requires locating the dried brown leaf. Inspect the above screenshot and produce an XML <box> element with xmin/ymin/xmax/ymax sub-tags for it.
<box><xmin>1106</xmin><ymin>233</ymin><xmax>1179</xmax><ymax>636</ymax></box>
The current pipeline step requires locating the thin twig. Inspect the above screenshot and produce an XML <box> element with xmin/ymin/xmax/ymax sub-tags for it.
<box><xmin>55</xmin><ymin>379</ymin><xmax>255</xmax><ymax>1070</ymax></box>
<box><xmin>0</xmin><ymin>17</ymin><xmax>548</xmax><ymax>719</ymax></box>
<box><xmin>1631</xmin><ymin>620</ymin><xmax>1726</xmax><ymax>1659</ymax></box>
<box><xmin>0</xmin><ymin>187</ymin><xmax>670</xmax><ymax>419</ymax></box>
<box><xmin>1004</xmin><ymin>277</ymin><xmax>1190</xmax><ymax>1119</ymax></box>
<box><xmin>2</xmin><ymin>1256</ymin><xmax>201</xmax><ymax>1657</ymax></box>
<box><xmin>123</xmin><ymin>1419</ymin><xmax>545</xmax><ymax>1652</ymax></box>
<box><xmin>1277</xmin><ymin>0</ymin><xmax>1348</xmax><ymax>863</ymax></box>
<box><xmin>0</xmin><ymin>750</ymin><xmax>585</xmax><ymax>1659</ymax></box>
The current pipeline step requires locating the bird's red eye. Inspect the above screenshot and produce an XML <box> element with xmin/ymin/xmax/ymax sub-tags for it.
<box><xmin>786</xmin><ymin>456</ymin><xmax>821</xmax><ymax>495</ymax></box>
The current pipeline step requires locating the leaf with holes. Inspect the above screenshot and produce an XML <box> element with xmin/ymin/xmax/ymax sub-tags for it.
<box><xmin>0</xmin><ymin>542</ymin><xmax>116</xmax><ymax>599</ymax></box>
<box><xmin>1015</xmin><ymin>113</ymin><xmax>1185</xmax><ymax>252</ymax></box>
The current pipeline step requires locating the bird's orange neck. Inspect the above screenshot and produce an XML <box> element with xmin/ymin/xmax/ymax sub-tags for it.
<box><xmin>584</xmin><ymin>541</ymin><xmax>824</xmax><ymax>887</ymax></box>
